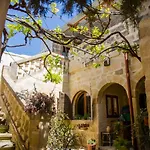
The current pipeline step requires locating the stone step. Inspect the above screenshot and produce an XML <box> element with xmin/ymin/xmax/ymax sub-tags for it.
<box><xmin>0</xmin><ymin>125</ymin><xmax>9</xmax><ymax>133</ymax></box>
<box><xmin>99</xmin><ymin>146</ymin><xmax>115</xmax><ymax>150</ymax></box>
<box><xmin>0</xmin><ymin>133</ymin><xmax>12</xmax><ymax>140</ymax></box>
<box><xmin>0</xmin><ymin>140</ymin><xmax>15</xmax><ymax>150</ymax></box>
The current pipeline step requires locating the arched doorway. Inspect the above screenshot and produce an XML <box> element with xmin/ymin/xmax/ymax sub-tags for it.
<box><xmin>98</xmin><ymin>83</ymin><xmax>131</xmax><ymax>146</ymax></box>
<box><xmin>73</xmin><ymin>91</ymin><xmax>91</xmax><ymax>120</ymax></box>
<box><xmin>135</xmin><ymin>77</ymin><xmax>149</xmax><ymax>149</ymax></box>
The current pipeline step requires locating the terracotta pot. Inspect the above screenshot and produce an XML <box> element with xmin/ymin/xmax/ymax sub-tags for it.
<box><xmin>87</xmin><ymin>144</ymin><xmax>96</xmax><ymax>150</ymax></box>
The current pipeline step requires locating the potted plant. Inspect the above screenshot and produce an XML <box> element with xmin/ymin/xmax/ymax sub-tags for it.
<box><xmin>74</xmin><ymin>114</ymin><xmax>82</xmax><ymax>120</ymax></box>
<box><xmin>83</xmin><ymin>113</ymin><xmax>91</xmax><ymax>120</ymax></box>
<box><xmin>113</xmin><ymin>136</ymin><xmax>129</xmax><ymax>150</ymax></box>
<box><xmin>87</xmin><ymin>139</ymin><xmax>96</xmax><ymax>150</ymax></box>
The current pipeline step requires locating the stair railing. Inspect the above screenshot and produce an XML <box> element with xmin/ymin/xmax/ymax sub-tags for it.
<box><xmin>1</xmin><ymin>93</ymin><xmax>27</xmax><ymax>150</ymax></box>
<box><xmin>1</xmin><ymin>74</ymin><xmax>51</xmax><ymax>150</ymax></box>
<box><xmin>1</xmin><ymin>76</ymin><xmax>29</xmax><ymax>150</ymax></box>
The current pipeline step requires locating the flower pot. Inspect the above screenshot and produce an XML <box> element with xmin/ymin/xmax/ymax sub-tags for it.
<box><xmin>87</xmin><ymin>144</ymin><xmax>96</xmax><ymax>150</ymax></box>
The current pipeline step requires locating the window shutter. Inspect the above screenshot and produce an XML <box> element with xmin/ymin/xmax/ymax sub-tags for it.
<box><xmin>64</xmin><ymin>94</ymin><xmax>72</xmax><ymax>119</ymax></box>
<box><xmin>58</xmin><ymin>92</ymin><xmax>72</xmax><ymax>119</ymax></box>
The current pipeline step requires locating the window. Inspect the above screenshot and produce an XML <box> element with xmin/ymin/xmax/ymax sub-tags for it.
<box><xmin>62</xmin><ymin>46</ymin><xmax>69</xmax><ymax>57</ymax></box>
<box><xmin>75</xmin><ymin>92</ymin><xmax>91</xmax><ymax>120</ymax></box>
<box><xmin>106</xmin><ymin>95</ymin><xmax>119</xmax><ymax>118</ymax></box>
<box><xmin>52</xmin><ymin>43</ymin><xmax>62</xmax><ymax>54</ymax></box>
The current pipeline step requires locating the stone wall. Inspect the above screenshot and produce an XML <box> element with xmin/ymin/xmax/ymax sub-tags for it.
<box><xmin>71</xmin><ymin>120</ymin><xmax>97</xmax><ymax>147</ymax></box>
<box><xmin>63</xmin><ymin>15</ymin><xmax>145</xmax><ymax>147</ymax></box>
<box><xmin>2</xmin><ymin>52</ymin><xmax>66</xmax><ymax>101</ymax></box>
<box><xmin>8</xmin><ymin>52</ymin><xmax>65</xmax><ymax>80</ymax></box>
<box><xmin>65</xmin><ymin>49</ymin><xmax>144</xmax><ymax>147</ymax></box>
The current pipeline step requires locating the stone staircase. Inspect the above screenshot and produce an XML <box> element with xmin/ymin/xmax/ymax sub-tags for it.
<box><xmin>0</xmin><ymin>108</ymin><xmax>15</xmax><ymax>150</ymax></box>
<box><xmin>99</xmin><ymin>146</ymin><xmax>115</xmax><ymax>150</ymax></box>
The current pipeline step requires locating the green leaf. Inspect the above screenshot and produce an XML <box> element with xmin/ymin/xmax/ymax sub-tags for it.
<box><xmin>54</xmin><ymin>26</ymin><xmax>62</xmax><ymax>33</ymax></box>
<box><xmin>11</xmin><ymin>0</ymin><xmax>18</xmax><ymax>4</ymax></box>
<box><xmin>50</xmin><ymin>2</ymin><xmax>59</xmax><ymax>14</ymax></box>
<box><xmin>36</xmin><ymin>19</ymin><xmax>42</xmax><ymax>26</ymax></box>
<box><xmin>70</xmin><ymin>27</ymin><xmax>78</xmax><ymax>32</ymax></box>
<box><xmin>104</xmin><ymin>29</ymin><xmax>109</xmax><ymax>34</ymax></box>
<box><xmin>43</xmin><ymin>55</ymin><xmax>62</xmax><ymax>84</ymax></box>
<box><xmin>93</xmin><ymin>63</ymin><xmax>101</xmax><ymax>68</ymax></box>
<box><xmin>92</xmin><ymin>26</ymin><xmax>101</xmax><ymax>38</ymax></box>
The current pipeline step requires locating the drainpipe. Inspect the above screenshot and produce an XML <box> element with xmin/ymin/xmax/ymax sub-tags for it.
<box><xmin>124</xmin><ymin>52</ymin><xmax>134</xmax><ymax>146</ymax></box>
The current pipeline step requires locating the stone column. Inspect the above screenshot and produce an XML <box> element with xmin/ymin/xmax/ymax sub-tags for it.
<box><xmin>139</xmin><ymin>18</ymin><xmax>150</xmax><ymax>126</ymax></box>
<box><xmin>62</xmin><ymin>59</ymin><xmax>70</xmax><ymax>96</ymax></box>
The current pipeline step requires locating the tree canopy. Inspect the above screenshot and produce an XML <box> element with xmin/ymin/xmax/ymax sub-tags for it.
<box><xmin>11</xmin><ymin>0</ymin><xmax>142</xmax><ymax>19</ymax></box>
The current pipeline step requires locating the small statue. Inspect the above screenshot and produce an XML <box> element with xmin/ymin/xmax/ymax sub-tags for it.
<box><xmin>106</xmin><ymin>125</ymin><xmax>111</xmax><ymax>133</ymax></box>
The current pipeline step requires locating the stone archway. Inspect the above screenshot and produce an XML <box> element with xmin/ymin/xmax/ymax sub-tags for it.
<box><xmin>97</xmin><ymin>83</ymin><xmax>130</xmax><ymax>146</ymax></box>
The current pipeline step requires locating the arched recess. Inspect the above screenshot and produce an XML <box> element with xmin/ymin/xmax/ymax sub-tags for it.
<box><xmin>73</xmin><ymin>91</ymin><xmax>91</xmax><ymax>120</ymax></box>
<box><xmin>135</xmin><ymin>76</ymin><xmax>146</xmax><ymax>112</ymax></box>
<box><xmin>95</xmin><ymin>75</ymin><xmax>127</xmax><ymax>101</ymax></box>
<box><xmin>97</xmin><ymin>83</ymin><xmax>131</xmax><ymax>146</ymax></box>
<box><xmin>135</xmin><ymin>76</ymin><xmax>148</xmax><ymax>149</ymax></box>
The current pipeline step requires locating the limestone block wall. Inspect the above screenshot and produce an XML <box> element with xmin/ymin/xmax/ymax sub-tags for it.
<box><xmin>65</xmin><ymin>19</ymin><xmax>144</xmax><ymax>146</ymax></box>
<box><xmin>16</xmin><ymin>58</ymin><xmax>44</xmax><ymax>79</ymax></box>
<box><xmin>69</xmin><ymin>19</ymin><xmax>139</xmax><ymax>67</ymax></box>
<box><xmin>67</xmin><ymin>56</ymin><xmax>143</xmax><ymax>147</ymax></box>
<box><xmin>3</xmin><ymin>52</ymin><xmax>68</xmax><ymax>103</ymax></box>
<box><xmin>8</xmin><ymin>52</ymin><xmax>67</xmax><ymax>81</ymax></box>
<box><xmin>71</xmin><ymin>120</ymin><xmax>97</xmax><ymax>147</ymax></box>
<box><xmin>68</xmin><ymin>51</ymin><xmax>143</xmax><ymax>101</ymax></box>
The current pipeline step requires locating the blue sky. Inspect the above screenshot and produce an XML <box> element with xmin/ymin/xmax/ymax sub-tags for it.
<box><xmin>6</xmin><ymin>8</ymin><xmax>73</xmax><ymax>56</ymax></box>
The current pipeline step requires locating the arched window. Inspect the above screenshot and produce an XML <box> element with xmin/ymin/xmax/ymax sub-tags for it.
<box><xmin>74</xmin><ymin>92</ymin><xmax>91</xmax><ymax>120</ymax></box>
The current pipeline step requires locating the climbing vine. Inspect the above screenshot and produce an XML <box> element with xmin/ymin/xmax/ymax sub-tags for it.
<box><xmin>1</xmin><ymin>0</ymin><xmax>145</xmax><ymax>82</ymax></box>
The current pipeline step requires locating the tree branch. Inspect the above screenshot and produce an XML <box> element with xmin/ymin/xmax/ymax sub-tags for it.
<box><xmin>1</xmin><ymin>28</ymin><xmax>9</xmax><ymax>59</ymax></box>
